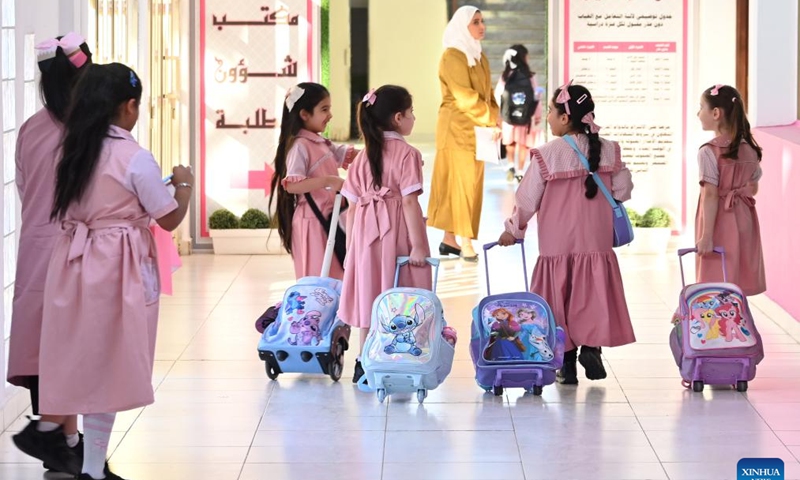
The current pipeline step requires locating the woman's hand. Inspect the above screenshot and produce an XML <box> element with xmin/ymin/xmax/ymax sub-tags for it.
<box><xmin>696</xmin><ymin>236</ymin><xmax>714</xmax><ymax>256</ymax></box>
<box><xmin>498</xmin><ymin>231</ymin><xmax>517</xmax><ymax>246</ymax></box>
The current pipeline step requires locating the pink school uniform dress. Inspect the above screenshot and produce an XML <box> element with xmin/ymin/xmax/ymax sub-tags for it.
<box><xmin>283</xmin><ymin>129</ymin><xmax>355</xmax><ymax>280</ymax></box>
<box><xmin>504</xmin><ymin>135</ymin><xmax>636</xmax><ymax>350</ymax></box>
<box><xmin>338</xmin><ymin>132</ymin><xmax>431</xmax><ymax>329</ymax></box>
<box><xmin>695</xmin><ymin>136</ymin><xmax>766</xmax><ymax>295</ymax></box>
<box><xmin>38</xmin><ymin>125</ymin><xmax>178</xmax><ymax>415</ymax></box>
<box><xmin>7</xmin><ymin>109</ymin><xmax>62</xmax><ymax>387</ymax></box>
<box><xmin>494</xmin><ymin>75</ymin><xmax>543</xmax><ymax>148</ymax></box>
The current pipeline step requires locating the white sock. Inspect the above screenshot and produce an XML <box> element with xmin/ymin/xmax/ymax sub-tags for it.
<box><xmin>82</xmin><ymin>412</ymin><xmax>116</xmax><ymax>479</ymax></box>
<box><xmin>36</xmin><ymin>421</ymin><xmax>59</xmax><ymax>432</ymax></box>
<box><xmin>65</xmin><ymin>432</ymin><xmax>80</xmax><ymax>448</ymax></box>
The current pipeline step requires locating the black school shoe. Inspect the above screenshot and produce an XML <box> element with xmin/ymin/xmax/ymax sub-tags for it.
<box><xmin>352</xmin><ymin>360</ymin><xmax>365</xmax><ymax>384</ymax></box>
<box><xmin>578</xmin><ymin>346</ymin><xmax>608</xmax><ymax>380</ymax></box>
<box><xmin>556</xmin><ymin>360</ymin><xmax>578</xmax><ymax>385</ymax></box>
<box><xmin>12</xmin><ymin>419</ymin><xmax>81</xmax><ymax>475</ymax></box>
<box><xmin>76</xmin><ymin>471</ymin><xmax>127</xmax><ymax>480</ymax></box>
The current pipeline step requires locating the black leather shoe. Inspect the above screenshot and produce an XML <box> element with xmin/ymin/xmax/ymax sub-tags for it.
<box><xmin>438</xmin><ymin>242</ymin><xmax>461</xmax><ymax>257</ymax></box>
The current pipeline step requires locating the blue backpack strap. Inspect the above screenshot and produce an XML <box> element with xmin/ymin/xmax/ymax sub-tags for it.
<box><xmin>562</xmin><ymin>135</ymin><xmax>618</xmax><ymax>209</ymax></box>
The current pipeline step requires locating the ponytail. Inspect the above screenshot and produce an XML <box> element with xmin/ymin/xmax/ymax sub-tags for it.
<box><xmin>52</xmin><ymin>63</ymin><xmax>142</xmax><ymax>220</ymax></box>
<box><xmin>268</xmin><ymin>82</ymin><xmax>330</xmax><ymax>255</ymax></box>
<box><xmin>703</xmin><ymin>85</ymin><xmax>763</xmax><ymax>161</ymax></box>
<box><xmin>356</xmin><ymin>85</ymin><xmax>413</xmax><ymax>190</ymax></box>
<box><xmin>552</xmin><ymin>84</ymin><xmax>602</xmax><ymax>199</ymax></box>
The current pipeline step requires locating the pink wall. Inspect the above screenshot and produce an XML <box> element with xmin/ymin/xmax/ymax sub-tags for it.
<box><xmin>753</xmin><ymin>124</ymin><xmax>800</xmax><ymax>321</ymax></box>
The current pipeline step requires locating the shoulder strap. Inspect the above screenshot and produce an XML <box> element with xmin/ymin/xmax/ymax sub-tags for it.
<box><xmin>303</xmin><ymin>193</ymin><xmax>347</xmax><ymax>266</ymax></box>
<box><xmin>562</xmin><ymin>135</ymin><xmax>618</xmax><ymax>208</ymax></box>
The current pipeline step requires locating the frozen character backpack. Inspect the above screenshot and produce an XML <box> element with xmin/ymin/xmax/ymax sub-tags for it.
<box><xmin>670</xmin><ymin>247</ymin><xmax>764</xmax><ymax>392</ymax></box>
<box><xmin>360</xmin><ymin>257</ymin><xmax>455</xmax><ymax>404</ymax></box>
<box><xmin>470</xmin><ymin>240</ymin><xmax>565</xmax><ymax>396</ymax></box>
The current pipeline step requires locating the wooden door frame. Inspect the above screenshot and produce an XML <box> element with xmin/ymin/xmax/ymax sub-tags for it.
<box><xmin>736</xmin><ymin>0</ymin><xmax>749</xmax><ymax>106</ymax></box>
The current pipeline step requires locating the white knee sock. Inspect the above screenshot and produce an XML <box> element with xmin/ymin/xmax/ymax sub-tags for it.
<box><xmin>82</xmin><ymin>413</ymin><xmax>116</xmax><ymax>479</ymax></box>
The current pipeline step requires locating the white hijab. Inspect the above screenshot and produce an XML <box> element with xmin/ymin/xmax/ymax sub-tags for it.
<box><xmin>442</xmin><ymin>6</ymin><xmax>482</xmax><ymax>67</ymax></box>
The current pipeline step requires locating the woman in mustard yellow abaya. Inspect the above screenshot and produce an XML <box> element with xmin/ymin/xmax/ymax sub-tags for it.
<box><xmin>427</xmin><ymin>5</ymin><xmax>500</xmax><ymax>261</ymax></box>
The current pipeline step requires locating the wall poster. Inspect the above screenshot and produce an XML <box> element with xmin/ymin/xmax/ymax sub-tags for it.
<box><xmin>564</xmin><ymin>0</ymin><xmax>688</xmax><ymax>227</ymax></box>
<box><xmin>199</xmin><ymin>0</ymin><xmax>318</xmax><ymax>237</ymax></box>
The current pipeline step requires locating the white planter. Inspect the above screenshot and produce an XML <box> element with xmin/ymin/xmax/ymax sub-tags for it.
<box><xmin>620</xmin><ymin>227</ymin><xmax>672</xmax><ymax>255</ymax></box>
<box><xmin>209</xmin><ymin>228</ymin><xmax>285</xmax><ymax>255</ymax></box>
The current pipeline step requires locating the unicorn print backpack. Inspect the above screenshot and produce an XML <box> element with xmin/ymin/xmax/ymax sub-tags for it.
<box><xmin>360</xmin><ymin>257</ymin><xmax>455</xmax><ymax>404</ymax></box>
<box><xmin>669</xmin><ymin>247</ymin><xmax>764</xmax><ymax>392</ymax></box>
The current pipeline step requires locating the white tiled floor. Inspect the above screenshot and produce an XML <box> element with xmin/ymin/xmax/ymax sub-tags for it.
<box><xmin>2</xmin><ymin>159</ymin><xmax>800</xmax><ymax>479</ymax></box>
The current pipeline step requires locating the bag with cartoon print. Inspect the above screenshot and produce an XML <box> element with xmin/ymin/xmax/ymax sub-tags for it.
<box><xmin>359</xmin><ymin>257</ymin><xmax>455</xmax><ymax>404</ymax></box>
<box><xmin>669</xmin><ymin>248</ymin><xmax>764</xmax><ymax>393</ymax></box>
<box><xmin>257</xmin><ymin>194</ymin><xmax>351</xmax><ymax>381</ymax></box>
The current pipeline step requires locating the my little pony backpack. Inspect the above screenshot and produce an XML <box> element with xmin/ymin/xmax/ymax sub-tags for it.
<box><xmin>669</xmin><ymin>247</ymin><xmax>764</xmax><ymax>392</ymax></box>
<box><xmin>360</xmin><ymin>257</ymin><xmax>455</xmax><ymax>403</ymax></box>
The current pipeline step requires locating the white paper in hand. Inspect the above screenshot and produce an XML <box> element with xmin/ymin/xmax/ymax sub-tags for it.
<box><xmin>474</xmin><ymin>126</ymin><xmax>501</xmax><ymax>164</ymax></box>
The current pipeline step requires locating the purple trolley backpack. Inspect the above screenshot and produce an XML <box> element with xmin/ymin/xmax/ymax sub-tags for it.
<box><xmin>470</xmin><ymin>240</ymin><xmax>565</xmax><ymax>396</ymax></box>
<box><xmin>669</xmin><ymin>247</ymin><xmax>764</xmax><ymax>392</ymax></box>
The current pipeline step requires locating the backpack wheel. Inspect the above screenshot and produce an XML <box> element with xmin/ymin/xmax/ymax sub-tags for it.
<box><xmin>266</xmin><ymin>362</ymin><xmax>280</xmax><ymax>380</ymax></box>
<box><xmin>329</xmin><ymin>340</ymin><xmax>344</xmax><ymax>382</ymax></box>
<box><xmin>532</xmin><ymin>385</ymin><xmax>543</xmax><ymax>396</ymax></box>
<box><xmin>417</xmin><ymin>389</ymin><xmax>427</xmax><ymax>404</ymax></box>
<box><xmin>736</xmin><ymin>380</ymin><xmax>748</xmax><ymax>392</ymax></box>
<box><xmin>493</xmin><ymin>385</ymin><xmax>504</xmax><ymax>396</ymax></box>
<box><xmin>692</xmin><ymin>380</ymin><xmax>704</xmax><ymax>392</ymax></box>
<box><xmin>376</xmin><ymin>388</ymin><xmax>387</xmax><ymax>403</ymax></box>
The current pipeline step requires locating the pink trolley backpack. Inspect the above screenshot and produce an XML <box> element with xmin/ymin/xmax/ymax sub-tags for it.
<box><xmin>669</xmin><ymin>247</ymin><xmax>764</xmax><ymax>392</ymax></box>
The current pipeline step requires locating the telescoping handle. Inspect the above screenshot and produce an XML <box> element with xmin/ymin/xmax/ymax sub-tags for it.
<box><xmin>482</xmin><ymin>239</ymin><xmax>528</xmax><ymax>296</ymax></box>
<box><xmin>320</xmin><ymin>193</ymin><xmax>344</xmax><ymax>278</ymax></box>
<box><xmin>394</xmin><ymin>257</ymin><xmax>441</xmax><ymax>292</ymax></box>
<box><xmin>677</xmin><ymin>246</ymin><xmax>727</xmax><ymax>288</ymax></box>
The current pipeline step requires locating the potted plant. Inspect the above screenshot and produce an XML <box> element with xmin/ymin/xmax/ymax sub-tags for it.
<box><xmin>208</xmin><ymin>208</ymin><xmax>285</xmax><ymax>255</ymax></box>
<box><xmin>622</xmin><ymin>207</ymin><xmax>672</xmax><ymax>254</ymax></box>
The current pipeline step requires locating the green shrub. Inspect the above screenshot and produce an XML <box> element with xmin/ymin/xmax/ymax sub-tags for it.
<box><xmin>626</xmin><ymin>207</ymin><xmax>643</xmax><ymax>228</ymax></box>
<box><xmin>208</xmin><ymin>209</ymin><xmax>239</xmax><ymax>229</ymax></box>
<box><xmin>240</xmin><ymin>208</ymin><xmax>271</xmax><ymax>229</ymax></box>
<box><xmin>640</xmin><ymin>207</ymin><xmax>671</xmax><ymax>228</ymax></box>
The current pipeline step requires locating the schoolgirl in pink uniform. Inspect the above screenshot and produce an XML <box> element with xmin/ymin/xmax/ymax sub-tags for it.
<box><xmin>269</xmin><ymin>82</ymin><xmax>357</xmax><ymax>280</ymax></box>
<box><xmin>695</xmin><ymin>84</ymin><xmax>765</xmax><ymax>295</ymax></box>
<box><xmin>39</xmin><ymin>63</ymin><xmax>192</xmax><ymax>480</ymax></box>
<box><xmin>337</xmin><ymin>85</ymin><xmax>431</xmax><ymax>384</ymax></box>
<box><xmin>498</xmin><ymin>82</ymin><xmax>636</xmax><ymax>385</ymax></box>
<box><xmin>9</xmin><ymin>32</ymin><xmax>92</xmax><ymax>476</ymax></box>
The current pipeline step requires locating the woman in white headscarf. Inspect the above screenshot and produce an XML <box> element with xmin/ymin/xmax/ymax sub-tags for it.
<box><xmin>427</xmin><ymin>5</ymin><xmax>500</xmax><ymax>262</ymax></box>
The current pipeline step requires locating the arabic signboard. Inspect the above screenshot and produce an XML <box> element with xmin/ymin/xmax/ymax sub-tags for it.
<box><xmin>564</xmin><ymin>0</ymin><xmax>688</xmax><ymax>226</ymax></box>
<box><xmin>199</xmin><ymin>0</ymin><xmax>316</xmax><ymax>237</ymax></box>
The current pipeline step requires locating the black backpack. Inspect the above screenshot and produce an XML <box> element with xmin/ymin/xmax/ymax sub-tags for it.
<box><xmin>501</xmin><ymin>70</ymin><xmax>537</xmax><ymax>126</ymax></box>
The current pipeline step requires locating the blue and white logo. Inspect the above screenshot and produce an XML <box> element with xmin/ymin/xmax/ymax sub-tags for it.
<box><xmin>738</xmin><ymin>458</ymin><xmax>784</xmax><ymax>480</ymax></box>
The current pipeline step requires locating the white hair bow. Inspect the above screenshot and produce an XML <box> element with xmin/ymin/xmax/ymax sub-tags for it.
<box><xmin>502</xmin><ymin>49</ymin><xmax>518</xmax><ymax>69</ymax></box>
<box><xmin>285</xmin><ymin>86</ymin><xmax>305</xmax><ymax>112</ymax></box>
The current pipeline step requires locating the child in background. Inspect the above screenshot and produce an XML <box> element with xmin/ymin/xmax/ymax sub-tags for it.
<box><xmin>337</xmin><ymin>85</ymin><xmax>431</xmax><ymax>384</ymax></box>
<box><xmin>269</xmin><ymin>82</ymin><xmax>357</xmax><ymax>280</ymax></box>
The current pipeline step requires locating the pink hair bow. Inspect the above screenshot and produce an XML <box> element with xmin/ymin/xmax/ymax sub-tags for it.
<box><xmin>362</xmin><ymin>88</ymin><xmax>377</xmax><ymax>106</ymax></box>
<box><xmin>710</xmin><ymin>84</ymin><xmax>724</xmax><ymax>96</ymax></box>
<box><xmin>35</xmin><ymin>32</ymin><xmax>88</xmax><ymax>68</ymax></box>
<box><xmin>581</xmin><ymin>112</ymin><xmax>601</xmax><ymax>134</ymax></box>
<box><xmin>556</xmin><ymin>79</ymin><xmax>573</xmax><ymax>115</ymax></box>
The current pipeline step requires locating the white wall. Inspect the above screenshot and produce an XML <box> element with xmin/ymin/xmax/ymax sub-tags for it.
<box><xmin>327</xmin><ymin>0</ymin><xmax>351</xmax><ymax>141</ymax></box>
<box><xmin>368</xmin><ymin>0</ymin><xmax>447</xmax><ymax>140</ymax></box>
<box><xmin>748</xmin><ymin>0</ymin><xmax>798</xmax><ymax>127</ymax></box>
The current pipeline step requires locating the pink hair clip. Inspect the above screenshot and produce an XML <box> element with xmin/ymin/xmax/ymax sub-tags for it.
<box><xmin>362</xmin><ymin>88</ymin><xmax>377</xmax><ymax>106</ymax></box>
<box><xmin>581</xmin><ymin>112</ymin><xmax>601</xmax><ymax>134</ymax></box>
<box><xmin>556</xmin><ymin>79</ymin><xmax>574</xmax><ymax>115</ymax></box>
<box><xmin>710</xmin><ymin>84</ymin><xmax>724</xmax><ymax>96</ymax></box>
